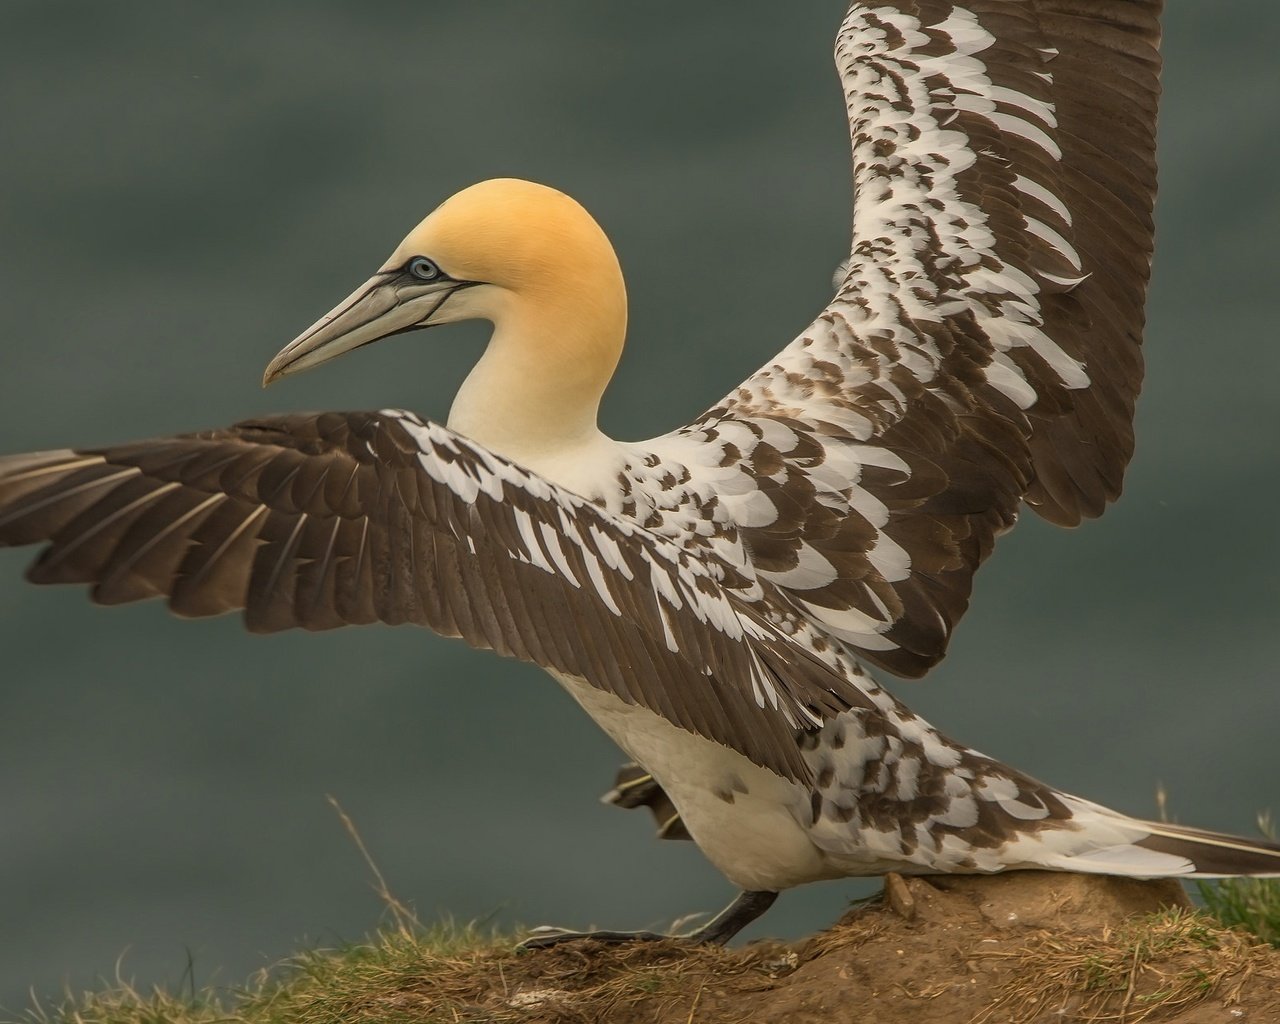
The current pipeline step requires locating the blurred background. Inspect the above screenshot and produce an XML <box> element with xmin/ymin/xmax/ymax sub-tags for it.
<box><xmin>1</xmin><ymin>1</ymin><xmax>1277</xmax><ymax>1011</ymax></box>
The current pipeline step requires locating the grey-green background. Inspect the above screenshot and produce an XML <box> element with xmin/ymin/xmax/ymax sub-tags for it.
<box><xmin>1</xmin><ymin>1</ymin><xmax>1276</xmax><ymax>1011</ymax></box>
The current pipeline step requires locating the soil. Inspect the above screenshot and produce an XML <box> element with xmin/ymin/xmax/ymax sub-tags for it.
<box><xmin>427</xmin><ymin>872</ymin><xmax>1280</xmax><ymax>1023</ymax></box>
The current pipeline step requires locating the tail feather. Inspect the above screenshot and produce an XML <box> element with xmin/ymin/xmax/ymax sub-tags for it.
<box><xmin>1133</xmin><ymin>820</ymin><xmax>1280</xmax><ymax>877</ymax></box>
<box><xmin>1042</xmin><ymin>802</ymin><xmax>1280</xmax><ymax>879</ymax></box>
<box><xmin>1043</xmin><ymin>842</ymin><xmax>1196</xmax><ymax>877</ymax></box>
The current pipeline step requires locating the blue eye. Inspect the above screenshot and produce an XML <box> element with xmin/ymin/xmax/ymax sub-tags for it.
<box><xmin>407</xmin><ymin>256</ymin><xmax>441</xmax><ymax>281</ymax></box>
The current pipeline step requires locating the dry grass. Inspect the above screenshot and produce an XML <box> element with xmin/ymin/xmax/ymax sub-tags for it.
<box><xmin>970</xmin><ymin>907</ymin><xmax>1268</xmax><ymax>1024</ymax></box>
<box><xmin>13</xmin><ymin>922</ymin><xmax>783</xmax><ymax>1024</ymax></box>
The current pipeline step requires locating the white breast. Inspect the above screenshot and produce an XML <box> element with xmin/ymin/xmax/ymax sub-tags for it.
<box><xmin>552</xmin><ymin>671</ymin><xmax>835</xmax><ymax>892</ymax></box>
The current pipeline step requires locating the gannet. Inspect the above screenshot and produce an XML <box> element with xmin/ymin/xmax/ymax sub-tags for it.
<box><xmin>2</xmin><ymin>1</ymin><xmax>1277</xmax><ymax>947</ymax></box>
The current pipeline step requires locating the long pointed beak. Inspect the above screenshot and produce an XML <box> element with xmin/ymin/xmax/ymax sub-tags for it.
<box><xmin>263</xmin><ymin>272</ymin><xmax>460</xmax><ymax>387</ymax></box>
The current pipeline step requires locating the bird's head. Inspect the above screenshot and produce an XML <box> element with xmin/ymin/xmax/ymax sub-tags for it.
<box><xmin>263</xmin><ymin>178</ymin><xmax>626</xmax><ymax>386</ymax></box>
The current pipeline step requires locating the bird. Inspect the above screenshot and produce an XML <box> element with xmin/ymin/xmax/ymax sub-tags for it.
<box><xmin>1</xmin><ymin>1</ymin><xmax>1277</xmax><ymax>949</ymax></box>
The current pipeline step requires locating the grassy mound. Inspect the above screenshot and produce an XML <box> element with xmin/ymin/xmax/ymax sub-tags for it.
<box><xmin>15</xmin><ymin>873</ymin><xmax>1280</xmax><ymax>1024</ymax></box>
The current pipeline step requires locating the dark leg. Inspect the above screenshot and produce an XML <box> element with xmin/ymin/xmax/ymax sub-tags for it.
<box><xmin>685</xmin><ymin>889</ymin><xmax>777</xmax><ymax>944</ymax></box>
<box><xmin>518</xmin><ymin>889</ymin><xmax>778</xmax><ymax>950</ymax></box>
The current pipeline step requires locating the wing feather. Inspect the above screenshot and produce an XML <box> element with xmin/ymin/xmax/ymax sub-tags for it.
<box><xmin>677</xmin><ymin>0</ymin><xmax>1161</xmax><ymax>676</ymax></box>
<box><xmin>0</xmin><ymin>410</ymin><xmax>874</xmax><ymax>783</ymax></box>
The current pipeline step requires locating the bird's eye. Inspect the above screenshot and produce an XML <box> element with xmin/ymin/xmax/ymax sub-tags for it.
<box><xmin>407</xmin><ymin>256</ymin><xmax>441</xmax><ymax>281</ymax></box>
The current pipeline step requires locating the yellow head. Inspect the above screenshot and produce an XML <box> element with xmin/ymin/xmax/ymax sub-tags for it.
<box><xmin>264</xmin><ymin>178</ymin><xmax>627</xmax><ymax>391</ymax></box>
<box><xmin>393</xmin><ymin>179</ymin><xmax>622</xmax><ymax>313</ymax></box>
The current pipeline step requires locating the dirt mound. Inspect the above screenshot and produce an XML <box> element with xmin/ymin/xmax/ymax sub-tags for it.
<box><xmin>435</xmin><ymin>873</ymin><xmax>1280</xmax><ymax>1023</ymax></box>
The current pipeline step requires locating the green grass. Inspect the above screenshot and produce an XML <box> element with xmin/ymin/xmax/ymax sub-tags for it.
<box><xmin>15</xmin><ymin>921</ymin><xmax>506</xmax><ymax>1024</ymax></box>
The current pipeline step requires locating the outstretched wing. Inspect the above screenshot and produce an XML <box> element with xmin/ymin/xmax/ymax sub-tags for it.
<box><xmin>678</xmin><ymin>1</ymin><xmax>1161</xmax><ymax>677</ymax></box>
<box><xmin>0</xmin><ymin>410</ymin><xmax>868</xmax><ymax>782</ymax></box>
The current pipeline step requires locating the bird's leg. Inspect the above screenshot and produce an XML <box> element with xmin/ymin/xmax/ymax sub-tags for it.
<box><xmin>517</xmin><ymin>889</ymin><xmax>777</xmax><ymax>950</ymax></box>
<box><xmin>683</xmin><ymin>888</ymin><xmax>778</xmax><ymax>944</ymax></box>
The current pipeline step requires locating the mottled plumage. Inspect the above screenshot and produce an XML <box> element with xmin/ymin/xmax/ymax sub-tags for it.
<box><xmin>3</xmin><ymin>1</ymin><xmax>1277</xmax><ymax>945</ymax></box>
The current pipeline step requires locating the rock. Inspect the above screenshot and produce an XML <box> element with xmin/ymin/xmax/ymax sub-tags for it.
<box><xmin>883</xmin><ymin>872</ymin><xmax>917</xmax><ymax>920</ymax></box>
<box><xmin>926</xmin><ymin>870</ymin><xmax>1191</xmax><ymax>932</ymax></box>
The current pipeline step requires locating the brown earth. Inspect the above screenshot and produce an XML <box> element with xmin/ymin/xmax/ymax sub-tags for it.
<box><xmin>404</xmin><ymin>872</ymin><xmax>1280</xmax><ymax>1023</ymax></box>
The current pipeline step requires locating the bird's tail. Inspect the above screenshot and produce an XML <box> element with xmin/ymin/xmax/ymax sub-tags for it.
<box><xmin>1037</xmin><ymin>801</ymin><xmax>1280</xmax><ymax>878</ymax></box>
<box><xmin>603</xmin><ymin>758</ymin><xmax>1280</xmax><ymax>880</ymax></box>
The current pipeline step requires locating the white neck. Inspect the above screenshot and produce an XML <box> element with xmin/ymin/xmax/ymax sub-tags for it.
<box><xmin>446</xmin><ymin>286</ymin><xmax>625</xmax><ymax>485</ymax></box>
<box><xmin>448</xmin><ymin>327</ymin><xmax>603</xmax><ymax>463</ymax></box>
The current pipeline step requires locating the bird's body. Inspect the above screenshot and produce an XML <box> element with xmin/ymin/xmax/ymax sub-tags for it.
<box><xmin>3</xmin><ymin>0</ymin><xmax>1278</xmax><ymax>943</ymax></box>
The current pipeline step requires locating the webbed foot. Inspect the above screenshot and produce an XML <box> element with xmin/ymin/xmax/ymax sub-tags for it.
<box><xmin>517</xmin><ymin>889</ymin><xmax>777</xmax><ymax>950</ymax></box>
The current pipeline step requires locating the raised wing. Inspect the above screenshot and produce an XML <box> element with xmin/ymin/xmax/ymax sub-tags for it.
<box><xmin>0</xmin><ymin>410</ymin><xmax>870</xmax><ymax>782</ymax></box>
<box><xmin>680</xmin><ymin>1</ymin><xmax>1161</xmax><ymax>677</ymax></box>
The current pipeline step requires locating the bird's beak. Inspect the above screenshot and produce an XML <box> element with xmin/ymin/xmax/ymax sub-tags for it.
<box><xmin>263</xmin><ymin>271</ymin><xmax>463</xmax><ymax>387</ymax></box>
